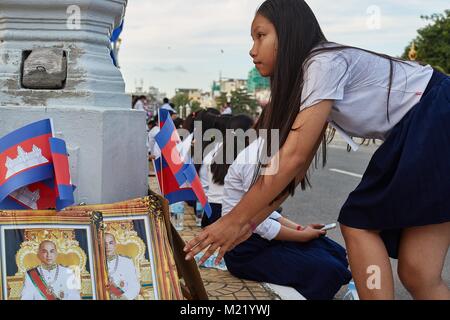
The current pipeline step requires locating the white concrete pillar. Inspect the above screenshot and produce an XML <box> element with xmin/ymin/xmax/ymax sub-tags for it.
<box><xmin>0</xmin><ymin>0</ymin><xmax>148</xmax><ymax>205</ymax></box>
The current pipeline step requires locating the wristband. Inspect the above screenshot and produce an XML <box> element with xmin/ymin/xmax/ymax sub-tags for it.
<box><xmin>296</xmin><ymin>225</ymin><xmax>303</xmax><ymax>231</ymax></box>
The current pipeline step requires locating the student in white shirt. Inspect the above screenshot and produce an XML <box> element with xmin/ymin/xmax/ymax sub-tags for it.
<box><xmin>160</xmin><ymin>98</ymin><xmax>177</xmax><ymax>113</ymax></box>
<box><xmin>185</xmin><ymin>0</ymin><xmax>450</xmax><ymax>300</ymax></box>
<box><xmin>221</xmin><ymin>136</ymin><xmax>351</xmax><ymax>300</ymax></box>
<box><xmin>147</xmin><ymin>116</ymin><xmax>159</xmax><ymax>158</ymax></box>
<box><xmin>221</xmin><ymin>102</ymin><xmax>233</xmax><ymax>115</ymax></box>
<box><xmin>199</xmin><ymin>115</ymin><xmax>252</xmax><ymax>227</ymax></box>
<box><xmin>133</xmin><ymin>96</ymin><xmax>147</xmax><ymax>111</ymax></box>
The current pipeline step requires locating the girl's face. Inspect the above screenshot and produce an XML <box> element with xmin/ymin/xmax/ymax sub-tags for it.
<box><xmin>250</xmin><ymin>14</ymin><xmax>278</xmax><ymax>77</ymax></box>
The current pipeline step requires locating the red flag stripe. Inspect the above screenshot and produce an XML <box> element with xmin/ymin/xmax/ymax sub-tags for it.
<box><xmin>189</xmin><ymin>176</ymin><xmax>208</xmax><ymax>205</ymax></box>
<box><xmin>52</xmin><ymin>153</ymin><xmax>71</xmax><ymax>185</ymax></box>
<box><xmin>156</xmin><ymin>168</ymin><xmax>183</xmax><ymax>194</ymax></box>
<box><xmin>0</xmin><ymin>134</ymin><xmax>53</xmax><ymax>185</ymax></box>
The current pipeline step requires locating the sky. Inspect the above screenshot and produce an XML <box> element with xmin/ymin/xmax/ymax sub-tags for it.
<box><xmin>118</xmin><ymin>0</ymin><xmax>449</xmax><ymax>97</ymax></box>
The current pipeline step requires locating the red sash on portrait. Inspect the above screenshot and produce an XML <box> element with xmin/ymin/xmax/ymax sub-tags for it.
<box><xmin>27</xmin><ymin>268</ymin><xmax>58</xmax><ymax>300</ymax></box>
<box><xmin>109</xmin><ymin>283</ymin><xmax>125</xmax><ymax>298</ymax></box>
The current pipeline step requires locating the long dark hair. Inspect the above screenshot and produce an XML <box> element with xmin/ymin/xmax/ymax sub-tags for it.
<box><xmin>190</xmin><ymin>109</ymin><xmax>227</xmax><ymax>172</ymax></box>
<box><xmin>183</xmin><ymin>108</ymin><xmax>220</xmax><ymax>133</ymax></box>
<box><xmin>211</xmin><ymin>115</ymin><xmax>255</xmax><ymax>185</ymax></box>
<box><xmin>254</xmin><ymin>0</ymin><xmax>408</xmax><ymax>202</ymax></box>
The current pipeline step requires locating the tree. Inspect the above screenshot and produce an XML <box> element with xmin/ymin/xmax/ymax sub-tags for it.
<box><xmin>171</xmin><ymin>93</ymin><xmax>190</xmax><ymax>109</ymax></box>
<box><xmin>191</xmin><ymin>100</ymin><xmax>202</xmax><ymax>112</ymax></box>
<box><xmin>215</xmin><ymin>92</ymin><xmax>228</xmax><ymax>110</ymax></box>
<box><xmin>402</xmin><ymin>10</ymin><xmax>449</xmax><ymax>74</ymax></box>
<box><xmin>215</xmin><ymin>88</ymin><xmax>259</xmax><ymax>116</ymax></box>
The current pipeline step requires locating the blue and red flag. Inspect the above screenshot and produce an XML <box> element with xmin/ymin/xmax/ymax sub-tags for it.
<box><xmin>110</xmin><ymin>20</ymin><xmax>124</xmax><ymax>67</ymax></box>
<box><xmin>155</xmin><ymin>110</ymin><xmax>212</xmax><ymax>218</ymax></box>
<box><xmin>153</xmin><ymin>109</ymin><xmax>196</xmax><ymax>205</ymax></box>
<box><xmin>50</xmin><ymin>138</ymin><xmax>75</xmax><ymax>211</ymax></box>
<box><xmin>0</xmin><ymin>119</ymin><xmax>75</xmax><ymax>211</ymax></box>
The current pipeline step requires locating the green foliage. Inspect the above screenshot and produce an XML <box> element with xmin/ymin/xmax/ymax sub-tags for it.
<box><xmin>402</xmin><ymin>10</ymin><xmax>449</xmax><ymax>74</ymax></box>
<box><xmin>171</xmin><ymin>93</ymin><xmax>190</xmax><ymax>109</ymax></box>
<box><xmin>191</xmin><ymin>100</ymin><xmax>202</xmax><ymax>112</ymax></box>
<box><xmin>215</xmin><ymin>88</ymin><xmax>259</xmax><ymax>116</ymax></box>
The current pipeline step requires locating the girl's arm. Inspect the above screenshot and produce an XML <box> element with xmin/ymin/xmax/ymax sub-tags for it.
<box><xmin>185</xmin><ymin>100</ymin><xmax>333</xmax><ymax>263</ymax></box>
<box><xmin>278</xmin><ymin>216</ymin><xmax>303</xmax><ymax>230</ymax></box>
<box><xmin>274</xmin><ymin>225</ymin><xmax>326</xmax><ymax>242</ymax></box>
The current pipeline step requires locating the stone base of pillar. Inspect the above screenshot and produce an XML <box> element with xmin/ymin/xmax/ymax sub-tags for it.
<box><xmin>0</xmin><ymin>106</ymin><xmax>148</xmax><ymax>205</ymax></box>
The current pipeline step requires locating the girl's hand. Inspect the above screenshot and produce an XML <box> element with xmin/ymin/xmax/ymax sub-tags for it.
<box><xmin>308</xmin><ymin>223</ymin><xmax>325</xmax><ymax>230</ymax></box>
<box><xmin>183</xmin><ymin>214</ymin><xmax>253</xmax><ymax>265</ymax></box>
<box><xmin>298</xmin><ymin>226</ymin><xmax>327</xmax><ymax>242</ymax></box>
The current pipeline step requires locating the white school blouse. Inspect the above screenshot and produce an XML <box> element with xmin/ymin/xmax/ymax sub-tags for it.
<box><xmin>301</xmin><ymin>43</ymin><xmax>433</xmax><ymax>141</ymax></box>
<box><xmin>222</xmin><ymin>138</ymin><xmax>282</xmax><ymax>241</ymax></box>
<box><xmin>147</xmin><ymin>126</ymin><xmax>160</xmax><ymax>155</ymax></box>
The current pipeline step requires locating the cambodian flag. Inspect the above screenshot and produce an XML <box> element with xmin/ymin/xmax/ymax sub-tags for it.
<box><xmin>0</xmin><ymin>119</ymin><xmax>54</xmax><ymax>204</ymax></box>
<box><xmin>49</xmin><ymin>138</ymin><xmax>75</xmax><ymax>211</ymax></box>
<box><xmin>0</xmin><ymin>119</ymin><xmax>75</xmax><ymax>211</ymax></box>
<box><xmin>155</xmin><ymin>110</ymin><xmax>212</xmax><ymax>218</ymax></box>
<box><xmin>153</xmin><ymin>155</ymin><xmax>198</xmax><ymax>205</ymax></box>
<box><xmin>2</xmin><ymin>180</ymin><xmax>58</xmax><ymax>210</ymax></box>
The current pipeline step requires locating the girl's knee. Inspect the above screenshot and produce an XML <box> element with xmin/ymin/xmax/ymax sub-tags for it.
<box><xmin>398</xmin><ymin>259</ymin><xmax>442</xmax><ymax>293</ymax></box>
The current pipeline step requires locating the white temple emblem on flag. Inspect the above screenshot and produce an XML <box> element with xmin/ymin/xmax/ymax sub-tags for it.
<box><xmin>5</xmin><ymin>145</ymin><xmax>49</xmax><ymax>179</ymax></box>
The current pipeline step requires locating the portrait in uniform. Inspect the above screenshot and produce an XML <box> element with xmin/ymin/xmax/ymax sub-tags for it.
<box><xmin>1</xmin><ymin>227</ymin><xmax>98</xmax><ymax>300</ymax></box>
<box><xmin>103</xmin><ymin>218</ymin><xmax>159</xmax><ymax>300</ymax></box>
<box><xmin>105</xmin><ymin>233</ymin><xmax>140</xmax><ymax>300</ymax></box>
<box><xmin>21</xmin><ymin>240</ymin><xmax>80</xmax><ymax>300</ymax></box>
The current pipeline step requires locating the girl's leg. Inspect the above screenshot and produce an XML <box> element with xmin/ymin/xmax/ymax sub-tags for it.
<box><xmin>397</xmin><ymin>222</ymin><xmax>450</xmax><ymax>300</ymax></box>
<box><xmin>340</xmin><ymin>224</ymin><xmax>395</xmax><ymax>300</ymax></box>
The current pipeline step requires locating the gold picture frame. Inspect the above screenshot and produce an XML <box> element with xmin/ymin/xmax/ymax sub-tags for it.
<box><xmin>64</xmin><ymin>195</ymin><xmax>183</xmax><ymax>300</ymax></box>
<box><xmin>0</xmin><ymin>210</ymin><xmax>106</xmax><ymax>300</ymax></box>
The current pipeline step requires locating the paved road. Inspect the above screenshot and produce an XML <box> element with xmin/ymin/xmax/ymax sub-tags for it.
<box><xmin>282</xmin><ymin>142</ymin><xmax>450</xmax><ymax>300</ymax></box>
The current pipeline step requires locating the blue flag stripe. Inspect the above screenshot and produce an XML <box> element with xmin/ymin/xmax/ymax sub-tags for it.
<box><xmin>165</xmin><ymin>190</ymin><xmax>197</xmax><ymax>205</ymax></box>
<box><xmin>0</xmin><ymin>119</ymin><xmax>52</xmax><ymax>154</ymax></box>
<box><xmin>159</xmin><ymin>109</ymin><xmax>172</xmax><ymax>123</ymax></box>
<box><xmin>154</xmin><ymin>157</ymin><xmax>169</xmax><ymax>171</ymax></box>
<box><xmin>0</xmin><ymin>164</ymin><xmax>54</xmax><ymax>202</ymax></box>
<box><xmin>56</xmin><ymin>184</ymin><xmax>76</xmax><ymax>211</ymax></box>
<box><xmin>49</xmin><ymin>138</ymin><xmax>67</xmax><ymax>155</ymax></box>
<box><xmin>0</xmin><ymin>197</ymin><xmax>30</xmax><ymax>210</ymax></box>
<box><xmin>182</xmin><ymin>164</ymin><xmax>197</xmax><ymax>184</ymax></box>
<box><xmin>155</xmin><ymin>119</ymin><xmax>177</xmax><ymax>152</ymax></box>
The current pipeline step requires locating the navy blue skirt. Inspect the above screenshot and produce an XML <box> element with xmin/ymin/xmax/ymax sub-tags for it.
<box><xmin>339</xmin><ymin>71</ymin><xmax>450</xmax><ymax>258</ymax></box>
<box><xmin>225</xmin><ymin>234</ymin><xmax>352</xmax><ymax>300</ymax></box>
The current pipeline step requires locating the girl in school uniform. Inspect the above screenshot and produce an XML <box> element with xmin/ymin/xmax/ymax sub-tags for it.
<box><xmin>185</xmin><ymin>0</ymin><xmax>450</xmax><ymax>300</ymax></box>
<box><xmin>222</xmin><ymin>137</ymin><xmax>352</xmax><ymax>300</ymax></box>
<box><xmin>199</xmin><ymin>115</ymin><xmax>254</xmax><ymax>227</ymax></box>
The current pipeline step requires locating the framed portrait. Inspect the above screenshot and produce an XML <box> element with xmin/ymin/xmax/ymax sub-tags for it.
<box><xmin>0</xmin><ymin>211</ymin><xmax>106</xmax><ymax>300</ymax></box>
<box><xmin>64</xmin><ymin>195</ymin><xmax>183</xmax><ymax>300</ymax></box>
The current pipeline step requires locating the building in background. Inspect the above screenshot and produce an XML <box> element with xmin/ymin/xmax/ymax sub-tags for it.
<box><xmin>247</xmin><ymin>67</ymin><xmax>271</xmax><ymax>107</ymax></box>
<box><xmin>200</xmin><ymin>92</ymin><xmax>215</xmax><ymax>108</ymax></box>
<box><xmin>148</xmin><ymin>86</ymin><xmax>167</xmax><ymax>103</ymax></box>
<box><xmin>175</xmin><ymin>88</ymin><xmax>202</xmax><ymax>103</ymax></box>
<box><xmin>213</xmin><ymin>78</ymin><xmax>247</xmax><ymax>96</ymax></box>
<box><xmin>247</xmin><ymin>67</ymin><xmax>270</xmax><ymax>93</ymax></box>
